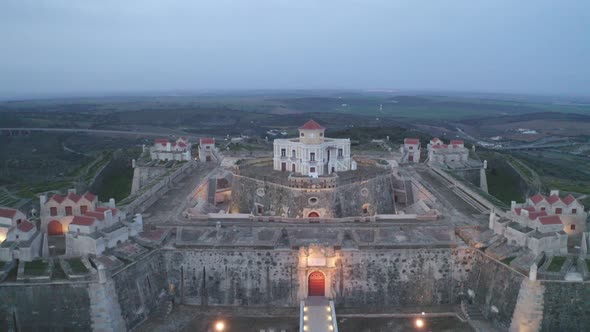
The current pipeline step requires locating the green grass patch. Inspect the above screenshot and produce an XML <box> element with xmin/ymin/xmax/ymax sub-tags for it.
<box><xmin>96</xmin><ymin>165</ymin><xmax>134</xmax><ymax>202</ymax></box>
<box><xmin>547</xmin><ymin>256</ymin><xmax>567</xmax><ymax>272</ymax></box>
<box><xmin>67</xmin><ymin>258</ymin><xmax>89</xmax><ymax>274</ymax></box>
<box><xmin>501</xmin><ymin>256</ymin><xmax>516</xmax><ymax>265</ymax></box>
<box><xmin>25</xmin><ymin>260</ymin><xmax>49</xmax><ymax>276</ymax></box>
<box><xmin>486</xmin><ymin>167</ymin><xmax>524</xmax><ymax>205</ymax></box>
<box><xmin>586</xmin><ymin>260</ymin><xmax>590</xmax><ymax>272</ymax></box>
<box><xmin>0</xmin><ymin>261</ymin><xmax>5</xmax><ymax>270</ymax></box>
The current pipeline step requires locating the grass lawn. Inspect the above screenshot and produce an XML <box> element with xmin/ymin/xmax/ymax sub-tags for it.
<box><xmin>0</xmin><ymin>261</ymin><xmax>5</xmax><ymax>270</ymax></box>
<box><xmin>67</xmin><ymin>258</ymin><xmax>89</xmax><ymax>274</ymax></box>
<box><xmin>547</xmin><ymin>256</ymin><xmax>567</xmax><ymax>272</ymax></box>
<box><xmin>586</xmin><ymin>260</ymin><xmax>590</xmax><ymax>272</ymax></box>
<box><xmin>96</xmin><ymin>166</ymin><xmax>134</xmax><ymax>202</ymax></box>
<box><xmin>25</xmin><ymin>260</ymin><xmax>49</xmax><ymax>276</ymax></box>
<box><xmin>486</xmin><ymin>167</ymin><xmax>524</xmax><ymax>204</ymax></box>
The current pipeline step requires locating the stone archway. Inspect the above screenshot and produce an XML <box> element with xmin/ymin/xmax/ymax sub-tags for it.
<box><xmin>308</xmin><ymin>271</ymin><xmax>325</xmax><ymax>296</ymax></box>
<box><xmin>48</xmin><ymin>220</ymin><xmax>63</xmax><ymax>235</ymax></box>
<box><xmin>308</xmin><ymin>211</ymin><xmax>320</xmax><ymax>218</ymax></box>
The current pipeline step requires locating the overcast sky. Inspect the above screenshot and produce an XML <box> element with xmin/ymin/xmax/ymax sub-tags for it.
<box><xmin>1</xmin><ymin>0</ymin><xmax>589</xmax><ymax>99</ymax></box>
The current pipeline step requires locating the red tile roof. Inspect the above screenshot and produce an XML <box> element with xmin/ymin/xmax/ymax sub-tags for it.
<box><xmin>528</xmin><ymin>211</ymin><xmax>548</xmax><ymax>220</ymax></box>
<box><xmin>51</xmin><ymin>194</ymin><xmax>66</xmax><ymax>204</ymax></box>
<box><xmin>0</xmin><ymin>208</ymin><xmax>17</xmax><ymax>219</ymax></box>
<box><xmin>404</xmin><ymin>138</ymin><xmax>420</xmax><ymax>145</ymax></box>
<box><xmin>178</xmin><ymin>142</ymin><xmax>187</xmax><ymax>148</ymax></box>
<box><xmin>84</xmin><ymin>192</ymin><xmax>96</xmax><ymax>202</ymax></box>
<box><xmin>562</xmin><ymin>194</ymin><xmax>577</xmax><ymax>206</ymax></box>
<box><xmin>66</xmin><ymin>192</ymin><xmax>82</xmax><ymax>203</ymax></box>
<box><xmin>514</xmin><ymin>206</ymin><xmax>536</xmax><ymax>215</ymax></box>
<box><xmin>200</xmin><ymin>137</ymin><xmax>215</xmax><ymax>145</ymax></box>
<box><xmin>17</xmin><ymin>220</ymin><xmax>35</xmax><ymax>232</ymax></box>
<box><xmin>71</xmin><ymin>215</ymin><xmax>96</xmax><ymax>226</ymax></box>
<box><xmin>530</xmin><ymin>194</ymin><xmax>545</xmax><ymax>205</ymax></box>
<box><xmin>155</xmin><ymin>138</ymin><xmax>168</xmax><ymax>144</ymax></box>
<box><xmin>95</xmin><ymin>207</ymin><xmax>117</xmax><ymax>216</ymax></box>
<box><xmin>450</xmin><ymin>140</ymin><xmax>464</xmax><ymax>145</ymax></box>
<box><xmin>432</xmin><ymin>144</ymin><xmax>448</xmax><ymax>149</ymax></box>
<box><xmin>299</xmin><ymin>119</ymin><xmax>325</xmax><ymax>130</ymax></box>
<box><xmin>538</xmin><ymin>215</ymin><xmax>562</xmax><ymax>225</ymax></box>
<box><xmin>546</xmin><ymin>195</ymin><xmax>561</xmax><ymax>204</ymax></box>
<box><xmin>84</xmin><ymin>211</ymin><xmax>105</xmax><ymax>221</ymax></box>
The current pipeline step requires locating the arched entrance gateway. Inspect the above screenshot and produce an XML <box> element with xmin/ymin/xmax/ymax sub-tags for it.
<box><xmin>308</xmin><ymin>211</ymin><xmax>320</xmax><ymax>218</ymax></box>
<box><xmin>308</xmin><ymin>271</ymin><xmax>325</xmax><ymax>296</ymax></box>
<box><xmin>47</xmin><ymin>220</ymin><xmax>63</xmax><ymax>235</ymax></box>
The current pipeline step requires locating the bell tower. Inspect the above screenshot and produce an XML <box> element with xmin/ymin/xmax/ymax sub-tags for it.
<box><xmin>299</xmin><ymin>119</ymin><xmax>325</xmax><ymax>145</ymax></box>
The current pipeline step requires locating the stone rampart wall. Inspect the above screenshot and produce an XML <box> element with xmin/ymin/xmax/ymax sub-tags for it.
<box><xmin>464</xmin><ymin>249</ymin><xmax>525</xmax><ymax>329</ymax></box>
<box><xmin>230</xmin><ymin>173</ymin><xmax>397</xmax><ymax>218</ymax></box>
<box><xmin>0</xmin><ymin>282</ymin><xmax>92</xmax><ymax>331</ymax></box>
<box><xmin>163</xmin><ymin>247</ymin><xmax>475</xmax><ymax>308</ymax></box>
<box><xmin>111</xmin><ymin>249</ymin><xmax>168</xmax><ymax>330</ymax></box>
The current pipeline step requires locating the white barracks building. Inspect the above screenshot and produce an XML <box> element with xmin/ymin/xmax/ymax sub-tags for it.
<box><xmin>273</xmin><ymin>120</ymin><xmax>356</xmax><ymax>177</ymax></box>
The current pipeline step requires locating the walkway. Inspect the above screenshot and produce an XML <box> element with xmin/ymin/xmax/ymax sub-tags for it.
<box><xmin>301</xmin><ymin>297</ymin><xmax>337</xmax><ymax>332</ymax></box>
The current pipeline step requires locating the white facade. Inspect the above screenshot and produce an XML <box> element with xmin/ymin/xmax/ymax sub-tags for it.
<box><xmin>427</xmin><ymin>138</ymin><xmax>468</xmax><ymax>166</ymax></box>
<box><xmin>150</xmin><ymin>137</ymin><xmax>192</xmax><ymax>161</ymax></box>
<box><xmin>0</xmin><ymin>208</ymin><xmax>27</xmax><ymax>242</ymax></box>
<box><xmin>199</xmin><ymin>138</ymin><xmax>216</xmax><ymax>162</ymax></box>
<box><xmin>273</xmin><ymin>120</ymin><xmax>356</xmax><ymax>177</ymax></box>
<box><xmin>0</xmin><ymin>220</ymin><xmax>42</xmax><ymax>262</ymax></box>
<box><xmin>400</xmin><ymin>138</ymin><xmax>421</xmax><ymax>163</ymax></box>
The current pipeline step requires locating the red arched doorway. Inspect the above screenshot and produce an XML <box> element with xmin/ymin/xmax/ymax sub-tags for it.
<box><xmin>48</xmin><ymin>220</ymin><xmax>63</xmax><ymax>235</ymax></box>
<box><xmin>308</xmin><ymin>211</ymin><xmax>319</xmax><ymax>218</ymax></box>
<box><xmin>308</xmin><ymin>271</ymin><xmax>325</xmax><ymax>296</ymax></box>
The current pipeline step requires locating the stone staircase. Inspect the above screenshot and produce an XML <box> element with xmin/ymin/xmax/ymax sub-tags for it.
<box><xmin>151</xmin><ymin>298</ymin><xmax>174</xmax><ymax>319</ymax></box>
<box><xmin>462</xmin><ymin>301</ymin><xmax>485</xmax><ymax>321</ymax></box>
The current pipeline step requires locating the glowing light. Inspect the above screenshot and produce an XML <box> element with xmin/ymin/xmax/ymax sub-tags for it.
<box><xmin>304</xmin><ymin>316</ymin><xmax>308</xmax><ymax>321</ymax></box>
<box><xmin>304</xmin><ymin>307</ymin><xmax>308</xmax><ymax>312</ymax></box>
<box><xmin>329</xmin><ymin>326</ymin><xmax>334</xmax><ymax>331</ymax></box>
<box><xmin>327</xmin><ymin>315</ymin><xmax>332</xmax><ymax>321</ymax></box>
<box><xmin>326</xmin><ymin>306</ymin><xmax>331</xmax><ymax>312</ymax></box>
<box><xmin>303</xmin><ymin>326</ymin><xmax>308</xmax><ymax>331</ymax></box>
<box><xmin>415</xmin><ymin>318</ymin><xmax>425</xmax><ymax>328</ymax></box>
<box><xmin>215</xmin><ymin>321</ymin><xmax>225</xmax><ymax>331</ymax></box>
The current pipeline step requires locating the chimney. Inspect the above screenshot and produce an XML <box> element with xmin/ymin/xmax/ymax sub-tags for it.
<box><xmin>132</xmin><ymin>159</ymin><xmax>136</xmax><ymax>168</ymax></box>
<box><xmin>40</xmin><ymin>194</ymin><xmax>47</xmax><ymax>206</ymax></box>
<box><xmin>483</xmin><ymin>160</ymin><xmax>488</xmax><ymax>169</ymax></box>
<box><xmin>166</xmin><ymin>142</ymin><xmax>171</xmax><ymax>151</ymax></box>
<box><xmin>511</xmin><ymin>201</ymin><xmax>516</xmax><ymax>209</ymax></box>
<box><xmin>550</xmin><ymin>189</ymin><xmax>560</xmax><ymax>197</ymax></box>
<box><xmin>109</xmin><ymin>198</ymin><xmax>116</xmax><ymax>208</ymax></box>
<box><xmin>68</xmin><ymin>188</ymin><xmax>76</xmax><ymax>195</ymax></box>
<box><xmin>103</xmin><ymin>210</ymin><xmax>113</xmax><ymax>225</ymax></box>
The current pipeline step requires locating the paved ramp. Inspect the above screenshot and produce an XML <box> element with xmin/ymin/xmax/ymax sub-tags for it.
<box><xmin>300</xmin><ymin>297</ymin><xmax>338</xmax><ymax>332</ymax></box>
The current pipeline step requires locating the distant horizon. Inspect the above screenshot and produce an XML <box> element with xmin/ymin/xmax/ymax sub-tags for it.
<box><xmin>1</xmin><ymin>87</ymin><xmax>590</xmax><ymax>104</ymax></box>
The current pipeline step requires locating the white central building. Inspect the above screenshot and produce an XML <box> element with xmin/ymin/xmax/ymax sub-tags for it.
<box><xmin>273</xmin><ymin>120</ymin><xmax>355</xmax><ymax>177</ymax></box>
